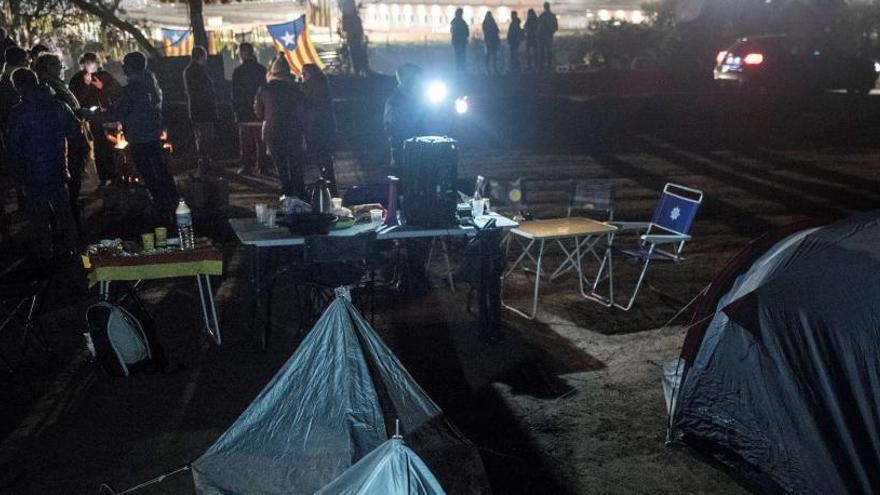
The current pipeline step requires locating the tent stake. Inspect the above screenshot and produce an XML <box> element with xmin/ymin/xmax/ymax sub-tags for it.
<box><xmin>98</xmin><ymin>464</ymin><xmax>191</xmax><ymax>495</ymax></box>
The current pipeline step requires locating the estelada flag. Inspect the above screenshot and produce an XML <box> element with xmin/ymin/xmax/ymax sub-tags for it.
<box><xmin>160</xmin><ymin>28</ymin><xmax>215</xmax><ymax>57</ymax></box>
<box><xmin>266</xmin><ymin>15</ymin><xmax>324</xmax><ymax>76</ymax></box>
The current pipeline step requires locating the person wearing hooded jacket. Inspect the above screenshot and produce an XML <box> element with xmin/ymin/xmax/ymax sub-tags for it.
<box><xmin>6</xmin><ymin>68</ymin><xmax>83</xmax><ymax>260</ymax></box>
<box><xmin>113</xmin><ymin>52</ymin><xmax>178</xmax><ymax>219</ymax></box>
<box><xmin>383</xmin><ymin>63</ymin><xmax>426</xmax><ymax>171</ymax></box>
<box><xmin>254</xmin><ymin>55</ymin><xmax>306</xmax><ymax>198</ymax></box>
<box><xmin>33</xmin><ymin>53</ymin><xmax>91</xmax><ymax>232</ymax></box>
<box><xmin>482</xmin><ymin>12</ymin><xmax>501</xmax><ymax>76</ymax></box>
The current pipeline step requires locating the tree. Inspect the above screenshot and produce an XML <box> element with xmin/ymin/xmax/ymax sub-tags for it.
<box><xmin>338</xmin><ymin>0</ymin><xmax>369</xmax><ymax>75</ymax></box>
<box><xmin>2</xmin><ymin>0</ymin><xmax>159</xmax><ymax>57</ymax></box>
<box><xmin>68</xmin><ymin>0</ymin><xmax>160</xmax><ymax>57</ymax></box>
<box><xmin>187</xmin><ymin>0</ymin><xmax>209</xmax><ymax>50</ymax></box>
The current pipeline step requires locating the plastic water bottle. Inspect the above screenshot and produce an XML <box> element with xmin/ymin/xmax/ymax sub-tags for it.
<box><xmin>175</xmin><ymin>198</ymin><xmax>195</xmax><ymax>250</ymax></box>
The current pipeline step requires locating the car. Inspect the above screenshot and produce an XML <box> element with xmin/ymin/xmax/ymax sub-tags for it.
<box><xmin>714</xmin><ymin>34</ymin><xmax>878</xmax><ymax>93</ymax></box>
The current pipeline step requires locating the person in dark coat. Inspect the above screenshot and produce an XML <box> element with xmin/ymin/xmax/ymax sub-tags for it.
<box><xmin>114</xmin><ymin>52</ymin><xmax>178</xmax><ymax>219</ymax></box>
<box><xmin>0</xmin><ymin>28</ymin><xmax>16</xmax><ymax>66</ymax></box>
<box><xmin>383</xmin><ymin>64</ymin><xmax>426</xmax><ymax>171</ymax></box>
<box><xmin>1</xmin><ymin>46</ymin><xmax>28</xmax><ymax>129</ymax></box>
<box><xmin>537</xmin><ymin>2</ymin><xmax>558</xmax><ymax>72</ymax></box>
<box><xmin>254</xmin><ymin>55</ymin><xmax>306</xmax><ymax>198</ymax></box>
<box><xmin>450</xmin><ymin>8</ymin><xmax>469</xmax><ymax>73</ymax></box>
<box><xmin>184</xmin><ymin>46</ymin><xmax>218</xmax><ymax>173</ymax></box>
<box><xmin>232</xmin><ymin>43</ymin><xmax>267</xmax><ymax>176</ymax></box>
<box><xmin>482</xmin><ymin>12</ymin><xmax>501</xmax><ymax>76</ymax></box>
<box><xmin>69</xmin><ymin>52</ymin><xmax>121</xmax><ymax>186</ymax></box>
<box><xmin>34</xmin><ymin>53</ymin><xmax>91</xmax><ymax>233</ymax></box>
<box><xmin>508</xmin><ymin>11</ymin><xmax>523</xmax><ymax>74</ymax></box>
<box><xmin>302</xmin><ymin>63</ymin><xmax>338</xmax><ymax>196</ymax></box>
<box><xmin>524</xmin><ymin>9</ymin><xmax>539</xmax><ymax>72</ymax></box>
<box><xmin>6</xmin><ymin>68</ymin><xmax>83</xmax><ymax>260</ymax></box>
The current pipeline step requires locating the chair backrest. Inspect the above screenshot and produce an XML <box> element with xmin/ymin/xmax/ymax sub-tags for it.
<box><xmin>649</xmin><ymin>183</ymin><xmax>703</xmax><ymax>236</ymax></box>
<box><xmin>567</xmin><ymin>180</ymin><xmax>614</xmax><ymax>221</ymax></box>
<box><xmin>516</xmin><ymin>179</ymin><xmax>572</xmax><ymax>219</ymax></box>
<box><xmin>304</xmin><ymin>231</ymin><xmax>378</xmax><ymax>264</ymax></box>
<box><xmin>485</xmin><ymin>178</ymin><xmax>525</xmax><ymax>211</ymax></box>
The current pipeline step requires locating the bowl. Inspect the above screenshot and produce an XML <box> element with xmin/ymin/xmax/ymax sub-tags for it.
<box><xmin>278</xmin><ymin>213</ymin><xmax>338</xmax><ymax>235</ymax></box>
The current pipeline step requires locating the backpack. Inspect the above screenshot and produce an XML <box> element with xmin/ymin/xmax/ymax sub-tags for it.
<box><xmin>85</xmin><ymin>302</ymin><xmax>155</xmax><ymax>377</ymax></box>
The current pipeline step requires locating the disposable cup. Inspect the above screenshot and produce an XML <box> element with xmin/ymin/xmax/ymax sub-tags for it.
<box><xmin>141</xmin><ymin>233</ymin><xmax>155</xmax><ymax>252</ymax></box>
<box><xmin>154</xmin><ymin>227</ymin><xmax>167</xmax><ymax>248</ymax></box>
<box><xmin>266</xmin><ymin>208</ymin><xmax>277</xmax><ymax>228</ymax></box>
<box><xmin>370</xmin><ymin>209</ymin><xmax>384</xmax><ymax>225</ymax></box>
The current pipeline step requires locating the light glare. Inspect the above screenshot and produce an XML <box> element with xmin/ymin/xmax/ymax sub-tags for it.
<box><xmin>426</xmin><ymin>81</ymin><xmax>448</xmax><ymax>104</ymax></box>
<box><xmin>455</xmin><ymin>97</ymin><xmax>469</xmax><ymax>115</ymax></box>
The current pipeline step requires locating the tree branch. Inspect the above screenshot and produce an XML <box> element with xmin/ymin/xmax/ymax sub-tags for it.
<box><xmin>68</xmin><ymin>0</ymin><xmax>161</xmax><ymax>58</ymax></box>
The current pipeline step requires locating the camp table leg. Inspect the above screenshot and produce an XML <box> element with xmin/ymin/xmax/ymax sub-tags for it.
<box><xmin>196</xmin><ymin>274</ymin><xmax>221</xmax><ymax>346</ymax></box>
<box><xmin>501</xmin><ymin>237</ymin><xmax>545</xmax><ymax>320</ymax></box>
<box><xmin>579</xmin><ymin>231</ymin><xmax>615</xmax><ymax>307</ymax></box>
<box><xmin>249</xmin><ymin>245</ymin><xmax>267</xmax><ymax>350</ymax></box>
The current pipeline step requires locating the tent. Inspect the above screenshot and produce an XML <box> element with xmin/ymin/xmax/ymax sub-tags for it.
<box><xmin>192</xmin><ymin>294</ymin><xmax>490</xmax><ymax>494</ymax></box>
<box><xmin>667</xmin><ymin>212</ymin><xmax>880</xmax><ymax>494</ymax></box>
<box><xmin>316</xmin><ymin>437</ymin><xmax>446</xmax><ymax>495</ymax></box>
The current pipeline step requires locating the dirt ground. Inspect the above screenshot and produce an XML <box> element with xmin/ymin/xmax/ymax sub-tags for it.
<box><xmin>2</xmin><ymin>91</ymin><xmax>880</xmax><ymax>494</ymax></box>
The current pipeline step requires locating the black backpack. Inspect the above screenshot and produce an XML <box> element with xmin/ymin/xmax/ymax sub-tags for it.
<box><xmin>85</xmin><ymin>302</ymin><xmax>166</xmax><ymax>376</ymax></box>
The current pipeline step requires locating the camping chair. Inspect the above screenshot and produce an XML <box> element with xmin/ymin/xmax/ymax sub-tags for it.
<box><xmin>0</xmin><ymin>258</ymin><xmax>53</xmax><ymax>372</ymax></box>
<box><xmin>551</xmin><ymin>180</ymin><xmax>615</xmax><ymax>281</ymax></box>
<box><xmin>588</xmin><ymin>183</ymin><xmax>703</xmax><ymax>311</ymax></box>
<box><xmin>297</xmin><ymin>231</ymin><xmax>378</xmax><ymax>331</ymax></box>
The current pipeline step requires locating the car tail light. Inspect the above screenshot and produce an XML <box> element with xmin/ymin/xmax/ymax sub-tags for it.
<box><xmin>743</xmin><ymin>53</ymin><xmax>764</xmax><ymax>65</ymax></box>
<box><xmin>716</xmin><ymin>51</ymin><xmax>728</xmax><ymax>65</ymax></box>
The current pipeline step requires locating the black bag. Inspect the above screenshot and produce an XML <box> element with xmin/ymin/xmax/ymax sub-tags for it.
<box><xmin>85</xmin><ymin>302</ymin><xmax>166</xmax><ymax>376</ymax></box>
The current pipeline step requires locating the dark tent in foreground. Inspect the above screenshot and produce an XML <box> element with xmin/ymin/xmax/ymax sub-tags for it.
<box><xmin>668</xmin><ymin>212</ymin><xmax>880</xmax><ymax>494</ymax></box>
<box><xmin>192</xmin><ymin>295</ymin><xmax>489</xmax><ymax>494</ymax></box>
<box><xmin>316</xmin><ymin>437</ymin><xmax>446</xmax><ymax>495</ymax></box>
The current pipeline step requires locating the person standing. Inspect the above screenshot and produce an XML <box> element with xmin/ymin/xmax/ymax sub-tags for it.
<box><xmin>1</xmin><ymin>46</ymin><xmax>29</xmax><ymax>129</ymax></box>
<box><xmin>114</xmin><ymin>52</ymin><xmax>178</xmax><ymax>220</ymax></box>
<box><xmin>6</xmin><ymin>68</ymin><xmax>83</xmax><ymax>260</ymax></box>
<box><xmin>254</xmin><ymin>56</ymin><xmax>306</xmax><ymax>198</ymax></box>
<box><xmin>0</xmin><ymin>28</ymin><xmax>16</xmax><ymax>66</ymax></box>
<box><xmin>524</xmin><ymin>9</ymin><xmax>539</xmax><ymax>72</ymax></box>
<box><xmin>482</xmin><ymin>12</ymin><xmax>500</xmax><ymax>76</ymax></box>
<box><xmin>507</xmin><ymin>11</ymin><xmax>523</xmax><ymax>74</ymax></box>
<box><xmin>33</xmin><ymin>53</ymin><xmax>91</xmax><ymax>233</ymax></box>
<box><xmin>302</xmin><ymin>63</ymin><xmax>338</xmax><ymax>196</ymax></box>
<box><xmin>184</xmin><ymin>46</ymin><xmax>218</xmax><ymax>174</ymax></box>
<box><xmin>69</xmin><ymin>52</ymin><xmax>121</xmax><ymax>186</ymax></box>
<box><xmin>383</xmin><ymin>64</ymin><xmax>426</xmax><ymax>171</ymax></box>
<box><xmin>537</xmin><ymin>2</ymin><xmax>558</xmax><ymax>72</ymax></box>
<box><xmin>450</xmin><ymin>8</ymin><xmax>469</xmax><ymax>73</ymax></box>
<box><xmin>231</xmin><ymin>43</ymin><xmax>267</xmax><ymax>176</ymax></box>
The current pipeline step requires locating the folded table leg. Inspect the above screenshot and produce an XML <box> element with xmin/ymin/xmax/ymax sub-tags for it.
<box><xmin>196</xmin><ymin>274</ymin><xmax>221</xmax><ymax>346</ymax></box>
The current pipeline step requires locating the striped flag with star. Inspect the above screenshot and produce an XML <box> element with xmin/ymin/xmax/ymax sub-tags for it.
<box><xmin>266</xmin><ymin>15</ymin><xmax>324</xmax><ymax>76</ymax></box>
<box><xmin>160</xmin><ymin>28</ymin><xmax>215</xmax><ymax>57</ymax></box>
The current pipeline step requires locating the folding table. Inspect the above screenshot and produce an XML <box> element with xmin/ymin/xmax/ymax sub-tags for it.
<box><xmin>229</xmin><ymin>213</ymin><xmax>518</xmax><ymax>349</ymax></box>
<box><xmin>501</xmin><ymin>217</ymin><xmax>616</xmax><ymax>319</ymax></box>
<box><xmin>84</xmin><ymin>246</ymin><xmax>224</xmax><ymax>345</ymax></box>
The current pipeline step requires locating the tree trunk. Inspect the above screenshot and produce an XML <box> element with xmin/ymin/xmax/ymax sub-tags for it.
<box><xmin>188</xmin><ymin>0</ymin><xmax>209</xmax><ymax>50</ymax></box>
<box><xmin>337</xmin><ymin>0</ymin><xmax>369</xmax><ymax>75</ymax></box>
<box><xmin>68</xmin><ymin>0</ymin><xmax>161</xmax><ymax>58</ymax></box>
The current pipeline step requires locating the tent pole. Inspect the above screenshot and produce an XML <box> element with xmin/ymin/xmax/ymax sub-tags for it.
<box><xmin>98</xmin><ymin>464</ymin><xmax>191</xmax><ymax>495</ymax></box>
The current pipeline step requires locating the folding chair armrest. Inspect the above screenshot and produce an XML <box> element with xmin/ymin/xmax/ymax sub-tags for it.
<box><xmin>640</xmin><ymin>234</ymin><xmax>691</xmax><ymax>245</ymax></box>
<box><xmin>611</xmin><ymin>222</ymin><xmax>651</xmax><ymax>233</ymax></box>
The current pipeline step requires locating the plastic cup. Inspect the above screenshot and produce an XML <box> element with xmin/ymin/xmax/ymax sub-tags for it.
<box><xmin>141</xmin><ymin>233</ymin><xmax>155</xmax><ymax>252</ymax></box>
<box><xmin>471</xmin><ymin>199</ymin><xmax>486</xmax><ymax>217</ymax></box>
<box><xmin>154</xmin><ymin>227</ymin><xmax>167</xmax><ymax>249</ymax></box>
<box><xmin>331</xmin><ymin>197</ymin><xmax>343</xmax><ymax>210</ymax></box>
<box><xmin>266</xmin><ymin>208</ymin><xmax>277</xmax><ymax>228</ymax></box>
<box><xmin>370</xmin><ymin>209</ymin><xmax>384</xmax><ymax>225</ymax></box>
<box><xmin>255</xmin><ymin>203</ymin><xmax>267</xmax><ymax>223</ymax></box>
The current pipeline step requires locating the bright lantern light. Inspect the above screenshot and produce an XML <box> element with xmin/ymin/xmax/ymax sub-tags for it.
<box><xmin>743</xmin><ymin>53</ymin><xmax>764</xmax><ymax>65</ymax></box>
<box><xmin>455</xmin><ymin>96</ymin><xmax>469</xmax><ymax>115</ymax></box>
<box><xmin>426</xmin><ymin>81</ymin><xmax>448</xmax><ymax>104</ymax></box>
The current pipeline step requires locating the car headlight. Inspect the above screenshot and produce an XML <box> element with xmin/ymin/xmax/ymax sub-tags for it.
<box><xmin>454</xmin><ymin>96</ymin><xmax>469</xmax><ymax>115</ymax></box>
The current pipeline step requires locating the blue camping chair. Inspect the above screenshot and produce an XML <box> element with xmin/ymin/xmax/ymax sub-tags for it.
<box><xmin>586</xmin><ymin>183</ymin><xmax>703</xmax><ymax>311</ymax></box>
